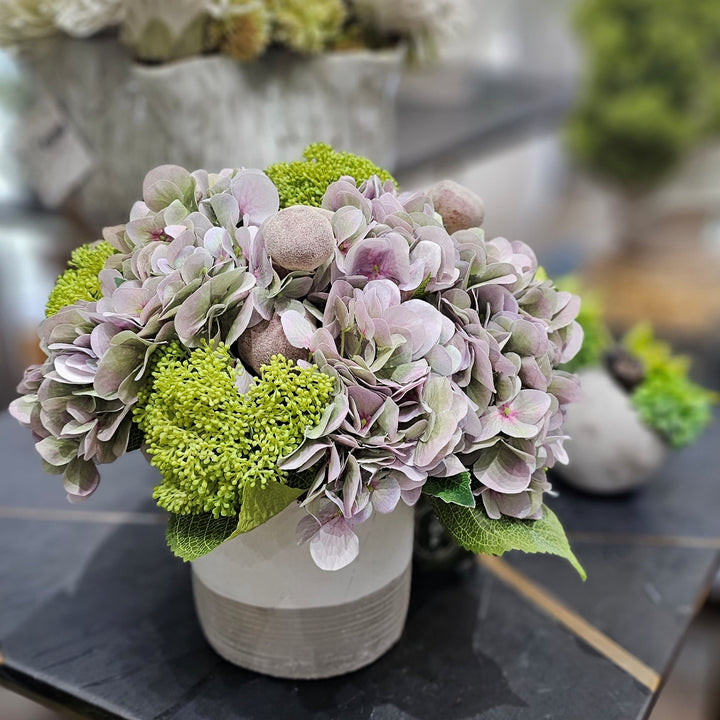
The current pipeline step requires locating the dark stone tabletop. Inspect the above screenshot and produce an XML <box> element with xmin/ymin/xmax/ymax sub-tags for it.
<box><xmin>0</xmin><ymin>407</ymin><xmax>718</xmax><ymax>720</ymax></box>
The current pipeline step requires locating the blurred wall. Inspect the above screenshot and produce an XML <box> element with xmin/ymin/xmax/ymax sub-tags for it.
<box><xmin>444</xmin><ymin>0</ymin><xmax>582</xmax><ymax>82</ymax></box>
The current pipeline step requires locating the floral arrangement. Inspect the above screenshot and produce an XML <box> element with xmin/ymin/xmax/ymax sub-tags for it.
<box><xmin>0</xmin><ymin>0</ymin><xmax>465</xmax><ymax>63</ymax></box>
<box><xmin>558</xmin><ymin>277</ymin><xmax>716</xmax><ymax>448</ymax></box>
<box><xmin>10</xmin><ymin>143</ymin><xmax>585</xmax><ymax>576</ymax></box>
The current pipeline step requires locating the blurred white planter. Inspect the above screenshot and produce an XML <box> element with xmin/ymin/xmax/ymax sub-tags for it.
<box><xmin>20</xmin><ymin>37</ymin><xmax>403</xmax><ymax>231</ymax></box>
<box><xmin>192</xmin><ymin>501</ymin><xmax>414</xmax><ymax>679</ymax></box>
<box><xmin>556</xmin><ymin>368</ymin><xmax>667</xmax><ymax>494</ymax></box>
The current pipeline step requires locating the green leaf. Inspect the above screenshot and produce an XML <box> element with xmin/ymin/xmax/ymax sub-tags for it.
<box><xmin>422</xmin><ymin>472</ymin><xmax>475</xmax><ymax>507</ymax></box>
<box><xmin>233</xmin><ymin>479</ymin><xmax>304</xmax><ymax>535</ymax></box>
<box><xmin>166</xmin><ymin>479</ymin><xmax>304</xmax><ymax>561</ymax></box>
<box><xmin>431</xmin><ymin>500</ymin><xmax>586</xmax><ymax>579</ymax></box>
<box><xmin>411</xmin><ymin>274</ymin><xmax>432</xmax><ymax>299</ymax></box>
<box><xmin>166</xmin><ymin>513</ymin><xmax>238</xmax><ymax>562</ymax></box>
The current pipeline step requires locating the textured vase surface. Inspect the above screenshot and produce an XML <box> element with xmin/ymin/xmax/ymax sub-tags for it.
<box><xmin>191</xmin><ymin>501</ymin><xmax>414</xmax><ymax>679</ymax></box>
<box><xmin>21</xmin><ymin>37</ymin><xmax>403</xmax><ymax>231</ymax></box>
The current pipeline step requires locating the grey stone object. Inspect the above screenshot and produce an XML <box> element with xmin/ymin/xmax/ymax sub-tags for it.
<box><xmin>556</xmin><ymin>367</ymin><xmax>667</xmax><ymax>494</ymax></box>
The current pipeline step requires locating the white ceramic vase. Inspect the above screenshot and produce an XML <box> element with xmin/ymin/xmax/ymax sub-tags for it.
<box><xmin>19</xmin><ymin>37</ymin><xmax>403</xmax><ymax>231</ymax></box>
<box><xmin>191</xmin><ymin>501</ymin><xmax>414</xmax><ymax>679</ymax></box>
<box><xmin>555</xmin><ymin>367</ymin><xmax>667</xmax><ymax>494</ymax></box>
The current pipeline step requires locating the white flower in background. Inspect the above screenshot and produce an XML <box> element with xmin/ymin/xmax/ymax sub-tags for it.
<box><xmin>0</xmin><ymin>0</ymin><xmax>56</xmax><ymax>43</ymax></box>
<box><xmin>350</xmin><ymin>0</ymin><xmax>467</xmax><ymax>52</ymax></box>
<box><xmin>206</xmin><ymin>0</ymin><xmax>261</xmax><ymax>20</ymax></box>
<box><xmin>53</xmin><ymin>0</ymin><xmax>123</xmax><ymax>37</ymax></box>
<box><xmin>0</xmin><ymin>0</ymin><xmax>122</xmax><ymax>44</ymax></box>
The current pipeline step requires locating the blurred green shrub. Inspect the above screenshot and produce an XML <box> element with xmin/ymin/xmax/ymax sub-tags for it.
<box><xmin>623</xmin><ymin>324</ymin><xmax>716</xmax><ymax>448</ymax></box>
<box><xmin>568</xmin><ymin>0</ymin><xmax>720</xmax><ymax>188</ymax></box>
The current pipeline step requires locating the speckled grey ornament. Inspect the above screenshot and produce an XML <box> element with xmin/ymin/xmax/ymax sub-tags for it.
<box><xmin>555</xmin><ymin>368</ymin><xmax>666</xmax><ymax>494</ymax></box>
<box><xmin>428</xmin><ymin>179</ymin><xmax>485</xmax><ymax>234</ymax></box>
<box><xmin>237</xmin><ymin>314</ymin><xmax>308</xmax><ymax>373</ymax></box>
<box><xmin>261</xmin><ymin>206</ymin><xmax>336</xmax><ymax>272</ymax></box>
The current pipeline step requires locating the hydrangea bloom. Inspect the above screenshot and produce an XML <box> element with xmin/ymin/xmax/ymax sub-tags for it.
<box><xmin>10</xmin><ymin>145</ymin><xmax>583</xmax><ymax>573</ymax></box>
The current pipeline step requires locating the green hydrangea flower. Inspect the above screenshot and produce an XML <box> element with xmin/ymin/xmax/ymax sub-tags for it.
<box><xmin>46</xmin><ymin>241</ymin><xmax>117</xmax><ymax>317</ymax></box>
<box><xmin>624</xmin><ymin>324</ymin><xmax>717</xmax><ymax>448</ymax></box>
<box><xmin>265</xmin><ymin>142</ymin><xmax>397</xmax><ymax>208</ymax></box>
<box><xmin>134</xmin><ymin>341</ymin><xmax>335</xmax><ymax>518</ymax></box>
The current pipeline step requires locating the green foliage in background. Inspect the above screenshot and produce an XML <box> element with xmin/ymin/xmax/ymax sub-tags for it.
<box><xmin>205</xmin><ymin>0</ymin><xmax>344</xmax><ymax>61</ymax></box>
<box><xmin>207</xmin><ymin>1</ymin><xmax>272</xmax><ymax>62</ymax></box>
<box><xmin>552</xmin><ymin>275</ymin><xmax>715</xmax><ymax>448</ymax></box>
<box><xmin>624</xmin><ymin>324</ymin><xmax>716</xmax><ymax>447</ymax></box>
<box><xmin>266</xmin><ymin>142</ymin><xmax>396</xmax><ymax>208</ymax></box>
<box><xmin>556</xmin><ymin>275</ymin><xmax>613</xmax><ymax>373</ymax></box>
<box><xmin>568</xmin><ymin>0</ymin><xmax>720</xmax><ymax>188</ymax></box>
<box><xmin>267</xmin><ymin>0</ymin><xmax>346</xmax><ymax>55</ymax></box>
<box><xmin>46</xmin><ymin>241</ymin><xmax>117</xmax><ymax>317</ymax></box>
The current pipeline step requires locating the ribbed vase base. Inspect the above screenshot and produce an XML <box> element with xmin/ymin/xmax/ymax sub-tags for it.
<box><xmin>192</xmin><ymin>563</ymin><xmax>411</xmax><ymax>679</ymax></box>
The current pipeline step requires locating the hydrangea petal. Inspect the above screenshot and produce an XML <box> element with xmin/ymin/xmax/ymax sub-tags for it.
<box><xmin>473</xmin><ymin>441</ymin><xmax>534</xmax><ymax>494</ymax></box>
<box><xmin>309</xmin><ymin>516</ymin><xmax>360</xmax><ymax>571</ymax></box>
<box><xmin>281</xmin><ymin>310</ymin><xmax>316</xmax><ymax>349</ymax></box>
<box><xmin>371</xmin><ymin>475</ymin><xmax>401</xmax><ymax>514</ymax></box>
<box><xmin>231</xmin><ymin>169</ymin><xmax>279</xmax><ymax>226</ymax></box>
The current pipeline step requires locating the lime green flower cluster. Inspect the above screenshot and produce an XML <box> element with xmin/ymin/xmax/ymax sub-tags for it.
<box><xmin>45</xmin><ymin>241</ymin><xmax>117</xmax><ymax>317</ymax></box>
<box><xmin>624</xmin><ymin>324</ymin><xmax>716</xmax><ymax>448</ymax></box>
<box><xmin>134</xmin><ymin>341</ymin><xmax>335</xmax><ymax>518</ymax></box>
<box><xmin>556</xmin><ymin>275</ymin><xmax>612</xmax><ymax>373</ymax></box>
<box><xmin>265</xmin><ymin>142</ymin><xmax>397</xmax><ymax>208</ymax></box>
<box><xmin>267</xmin><ymin>0</ymin><xmax>345</xmax><ymax>55</ymax></box>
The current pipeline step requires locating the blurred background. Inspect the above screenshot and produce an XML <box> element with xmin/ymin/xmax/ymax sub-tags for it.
<box><xmin>1</xmin><ymin>0</ymin><xmax>719</xmax><ymax>718</ymax></box>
